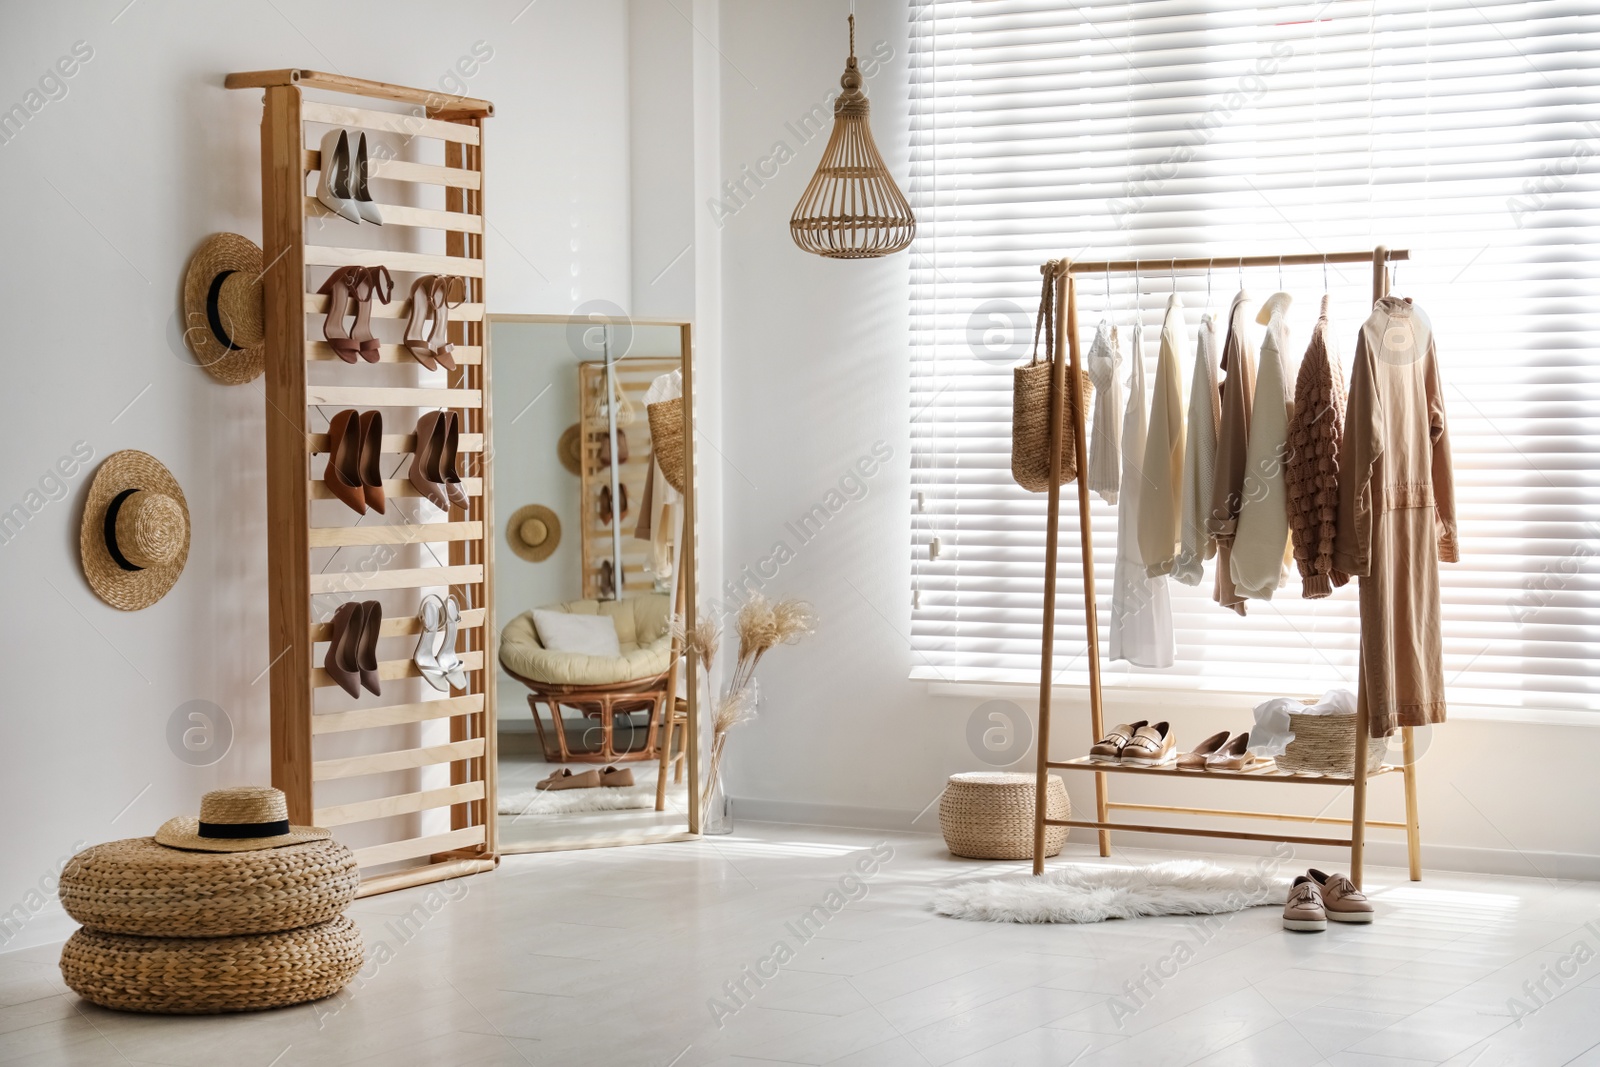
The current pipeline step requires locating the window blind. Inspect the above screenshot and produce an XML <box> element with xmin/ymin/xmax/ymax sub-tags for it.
<box><xmin>906</xmin><ymin>0</ymin><xmax>1600</xmax><ymax>713</ymax></box>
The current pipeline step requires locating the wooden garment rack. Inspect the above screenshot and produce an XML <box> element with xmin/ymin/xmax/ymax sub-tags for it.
<box><xmin>226</xmin><ymin>69</ymin><xmax>497</xmax><ymax>895</ymax></box>
<box><xmin>1031</xmin><ymin>246</ymin><xmax>1421</xmax><ymax>890</ymax></box>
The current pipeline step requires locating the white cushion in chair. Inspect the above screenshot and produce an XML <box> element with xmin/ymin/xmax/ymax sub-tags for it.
<box><xmin>532</xmin><ymin>610</ymin><xmax>621</xmax><ymax>656</ymax></box>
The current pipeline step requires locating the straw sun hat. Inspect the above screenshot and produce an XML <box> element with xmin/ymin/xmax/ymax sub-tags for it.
<box><xmin>505</xmin><ymin>503</ymin><xmax>561</xmax><ymax>562</ymax></box>
<box><xmin>155</xmin><ymin>786</ymin><xmax>330</xmax><ymax>853</ymax></box>
<box><xmin>79</xmin><ymin>451</ymin><xmax>190</xmax><ymax>611</ymax></box>
<box><xmin>181</xmin><ymin>232</ymin><xmax>265</xmax><ymax>385</ymax></box>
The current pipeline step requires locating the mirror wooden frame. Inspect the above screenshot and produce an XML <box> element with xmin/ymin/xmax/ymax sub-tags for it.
<box><xmin>484</xmin><ymin>314</ymin><xmax>700</xmax><ymax>853</ymax></box>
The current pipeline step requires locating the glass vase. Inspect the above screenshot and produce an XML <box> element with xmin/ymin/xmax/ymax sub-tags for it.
<box><xmin>703</xmin><ymin>763</ymin><xmax>733</xmax><ymax>835</ymax></box>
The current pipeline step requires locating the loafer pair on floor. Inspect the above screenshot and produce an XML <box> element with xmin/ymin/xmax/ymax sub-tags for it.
<box><xmin>536</xmin><ymin>766</ymin><xmax>635</xmax><ymax>791</ymax></box>
<box><xmin>1090</xmin><ymin>720</ymin><xmax>1176</xmax><ymax>766</ymax></box>
<box><xmin>1283</xmin><ymin>869</ymin><xmax>1375</xmax><ymax>931</ymax></box>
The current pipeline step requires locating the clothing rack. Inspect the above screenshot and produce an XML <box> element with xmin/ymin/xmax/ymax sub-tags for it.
<box><xmin>1030</xmin><ymin>246</ymin><xmax>1421</xmax><ymax>889</ymax></box>
<box><xmin>225</xmin><ymin>69</ymin><xmax>498</xmax><ymax>896</ymax></box>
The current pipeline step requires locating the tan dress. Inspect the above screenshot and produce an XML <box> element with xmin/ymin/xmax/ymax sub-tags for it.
<box><xmin>1334</xmin><ymin>297</ymin><xmax>1459</xmax><ymax>738</ymax></box>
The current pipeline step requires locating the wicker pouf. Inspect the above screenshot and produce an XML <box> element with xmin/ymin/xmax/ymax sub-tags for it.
<box><xmin>59</xmin><ymin>837</ymin><xmax>359</xmax><ymax>938</ymax></box>
<box><xmin>940</xmin><ymin>772</ymin><xmax>1070</xmax><ymax>860</ymax></box>
<box><xmin>60</xmin><ymin>916</ymin><xmax>364</xmax><ymax>1014</ymax></box>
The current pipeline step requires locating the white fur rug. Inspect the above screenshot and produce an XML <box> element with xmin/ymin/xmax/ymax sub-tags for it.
<box><xmin>498</xmin><ymin>784</ymin><xmax>661</xmax><ymax>816</ymax></box>
<box><xmin>933</xmin><ymin>860</ymin><xmax>1292</xmax><ymax>924</ymax></box>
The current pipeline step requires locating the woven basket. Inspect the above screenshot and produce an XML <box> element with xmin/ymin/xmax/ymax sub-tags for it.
<box><xmin>1012</xmin><ymin>362</ymin><xmax>1092</xmax><ymax>492</ymax></box>
<box><xmin>59</xmin><ymin>837</ymin><xmax>359</xmax><ymax>938</ymax></box>
<box><xmin>60</xmin><ymin>916</ymin><xmax>363</xmax><ymax>1014</ymax></box>
<box><xmin>647</xmin><ymin>397</ymin><xmax>685</xmax><ymax>494</ymax></box>
<box><xmin>1279</xmin><ymin>712</ymin><xmax>1388</xmax><ymax>776</ymax></box>
<box><xmin>939</xmin><ymin>772</ymin><xmax>1070</xmax><ymax>860</ymax></box>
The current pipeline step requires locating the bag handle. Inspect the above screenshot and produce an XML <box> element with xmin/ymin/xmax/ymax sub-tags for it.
<box><xmin>1029</xmin><ymin>267</ymin><xmax>1055</xmax><ymax>367</ymax></box>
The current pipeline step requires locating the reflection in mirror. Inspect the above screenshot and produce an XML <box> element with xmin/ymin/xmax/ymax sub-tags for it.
<box><xmin>487</xmin><ymin>317</ymin><xmax>694</xmax><ymax>852</ymax></box>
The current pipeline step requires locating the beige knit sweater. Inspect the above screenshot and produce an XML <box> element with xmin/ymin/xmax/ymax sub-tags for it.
<box><xmin>1286</xmin><ymin>294</ymin><xmax>1350</xmax><ymax>598</ymax></box>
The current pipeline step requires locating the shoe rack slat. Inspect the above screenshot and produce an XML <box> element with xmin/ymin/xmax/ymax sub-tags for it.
<box><xmin>312</xmin><ymin>695</ymin><xmax>484</xmax><ymax>735</ymax></box>
<box><xmin>311</xmin><ymin>651</ymin><xmax>484</xmax><ymax>689</ymax></box>
<box><xmin>309</xmin><ymin>477</ymin><xmax>483</xmax><ymax>501</ymax></box>
<box><xmin>306</xmin><ymin>293</ymin><xmax>486</xmax><ymax>321</ymax></box>
<box><xmin>304</xmin><ymin>197</ymin><xmax>485</xmax><ymax>234</ymax></box>
<box><xmin>307</xmin><ymin>432</ymin><xmax>484</xmax><ymax>454</ymax></box>
<box><xmin>300</xmin><ymin>99</ymin><xmax>482</xmax><ymax>145</ymax></box>
<box><xmin>309</xmin><ymin>341</ymin><xmax>483</xmax><ymax>364</ymax></box>
<box><xmin>315</xmin><ymin>782</ymin><xmax>486</xmax><ymax>828</ymax></box>
<box><xmin>305</xmin><ymin>385</ymin><xmax>482</xmax><ymax>408</ymax></box>
<box><xmin>303</xmin><ymin>151</ymin><xmax>482</xmax><ymax>190</ymax></box>
<box><xmin>307</xmin><ymin>523</ymin><xmax>485</xmax><ymax>551</ymax></box>
<box><xmin>232</xmin><ymin>69</ymin><xmax>497</xmax><ymax>897</ymax></box>
<box><xmin>307</xmin><ymin>563</ymin><xmax>483</xmax><ymax>595</ymax></box>
<box><xmin>314</xmin><ymin>739</ymin><xmax>485</xmax><ymax>782</ymax></box>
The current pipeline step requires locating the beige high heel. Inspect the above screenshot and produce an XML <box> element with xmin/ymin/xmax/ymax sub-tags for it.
<box><xmin>403</xmin><ymin>275</ymin><xmax>441</xmax><ymax>370</ymax></box>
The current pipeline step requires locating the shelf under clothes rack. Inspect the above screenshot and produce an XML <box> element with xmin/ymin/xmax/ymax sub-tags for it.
<box><xmin>225</xmin><ymin>68</ymin><xmax>497</xmax><ymax>896</ymax></box>
<box><xmin>1029</xmin><ymin>246</ymin><xmax>1422</xmax><ymax>889</ymax></box>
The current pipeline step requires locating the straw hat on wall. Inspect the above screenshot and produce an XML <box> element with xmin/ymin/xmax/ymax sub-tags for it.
<box><xmin>181</xmin><ymin>232</ymin><xmax>265</xmax><ymax>385</ymax></box>
<box><xmin>506</xmin><ymin>503</ymin><xmax>561</xmax><ymax>562</ymax></box>
<box><xmin>79</xmin><ymin>451</ymin><xmax>191</xmax><ymax>611</ymax></box>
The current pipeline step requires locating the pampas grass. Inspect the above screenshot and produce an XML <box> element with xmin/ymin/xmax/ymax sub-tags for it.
<box><xmin>690</xmin><ymin>594</ymin><xmax>816</xmax><ymax>826</ymax></box>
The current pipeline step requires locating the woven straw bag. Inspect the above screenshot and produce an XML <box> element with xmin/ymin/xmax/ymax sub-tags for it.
<box><xmin>60</xmin><ymin>916</ymin><xmax>363</xmax><ymax>1014</ymax></box>
<box><xmin>648</xmin><ymin>397</ymin><xmax>686</xmax><ymax>494</ymax></box>
<box><xmin>59</xmin><ymin>837</ymin><xmax>359</xmax><ymax>938</ymax></box>
<box><xmin>939</xmin><ymin>772</ymin><xmax>1070</xmax><ymax>860</ymax></box>
<box><xmin>1012</xmin><ymin>270</ymin><xmax>1091</xmax><ymax>492</ymax></box>
<box><xmin>1278</xmin><ymin>710</ymin><xmax>1388</xmax><ymax>777</ymax></box>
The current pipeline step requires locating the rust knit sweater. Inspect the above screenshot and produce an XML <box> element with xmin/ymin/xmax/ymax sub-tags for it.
<box><xmin>1286</xmin><ymin>295</ymin><xmax>1350</xmax><ymax>598</ymax></box>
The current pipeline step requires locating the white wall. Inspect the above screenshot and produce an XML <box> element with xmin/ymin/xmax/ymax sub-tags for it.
<box><xmin>0</xmin><ymin>0</ymin><xmax>638</xmax><ymax>951</ymax></box>
<box><xmin>711</xmin><ymin>0</ymin><xmax>1600</xmax><ymax>882</ymax></box>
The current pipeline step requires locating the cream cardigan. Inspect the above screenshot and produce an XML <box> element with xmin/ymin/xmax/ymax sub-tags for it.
<box><xmin>1231</xmin><ymin>292</ymin><xmax>1296</xmax><ymax>600</ymax></box>
<box><xmin>1139</xmin><ymin>295</ymin><xmax>1187</xmax><ymax>577</ymax></box>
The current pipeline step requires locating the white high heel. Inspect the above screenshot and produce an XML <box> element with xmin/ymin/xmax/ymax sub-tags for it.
<box><xmin>413</xmin><ymin>595</ymin><xmax>450</xmax><ymax>692</ymax></box>
<box><xmin>316</xmin><ymin>129</ymin><xmax>361</xmax><ymax>224</ymax></box>
<box><xmin>437</xmin><ymin>595</ymin><xmax>469</xmax><ymax>691</ymax></box>
<box><xmin>351</xmin><ymin>132</ymin><xmax>384</xmax><ymax>225</ymax></box>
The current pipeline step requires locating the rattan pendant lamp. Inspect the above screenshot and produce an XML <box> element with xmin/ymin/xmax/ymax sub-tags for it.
<box><xmin>790</xmin><ymin>15</ymin><xmax>916</xmax><ymax>259</ymax></box>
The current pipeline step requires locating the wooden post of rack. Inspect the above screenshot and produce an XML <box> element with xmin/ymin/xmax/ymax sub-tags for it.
<box><xmin>1032</xmin><ymin>247</ymin><xmax>1423</xmax><ymax>889</ymax></box>
<box><xmin>228</xmin><ymin>68</ymin><xmax>499</xmax><ymax>895</ymax></box>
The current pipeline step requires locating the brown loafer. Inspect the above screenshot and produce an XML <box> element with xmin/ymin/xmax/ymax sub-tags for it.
<box><xmin>537</xmin><ymin>768</ymin><xmax>601</xmax><ymax>791</ymax></box>
<box><xmin>1120</xmin><ymin>721</ymin><xmax>1176</xmax><ymax>766</ymax></box>
<box><xmin>1308</xmin><ymin>869</ymin><xmax>1374</xmax><ymax>922</ymax></box>
<box><xmin>598</xmin><ymin>765</ymin><xmax>635</xmax><ymax>787</ymax></box>
<box><xmin>1090</xmin><ymin>721</ymin><xmax>1148</xmax><ymax>763</ymax></box>
<box><xmin>1177</xmin><ymin>730</ymin><xmax>1231</xmax><ymax>770</ymax></box>
<box><xmin>1283</xmin><ymin>876</ymin><xmax>1327</xmax><ymax>932</ymax></box>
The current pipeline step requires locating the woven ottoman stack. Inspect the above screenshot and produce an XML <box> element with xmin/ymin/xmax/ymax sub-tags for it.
<box><xmin>58</xmin><ymin>786</ymin><xmax>364</xmax><ymax>1014</ymax></box>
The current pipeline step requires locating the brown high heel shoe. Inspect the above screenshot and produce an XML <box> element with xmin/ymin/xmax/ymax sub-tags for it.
<box><xmin>352</xmin><ymin>265</ymin><xmax>393</xmax><ymax>363</ymax></box>
<box><xmin>403</xmin><ymin>275</ymin><xmax>441</xmax><ymax>370</ymax></box>
<box><xmin>316</xmin><ymin>267</ymin><xmax>364</xmax><ymax>363</ymax></box>
<box><xmin>358</xmin><ymin>410</ymin><xmax>384</xmax><ymax>514</ymax></box>
<box><xmin>324</xmin><ymin>601</ymin><xmax>363</xmax><ymax>698</ymax></box>
<box><xmin>427</xmin><ymin>275</ymin><xmax>465</xmax><ymax>371</ymax></box>
<box><xmin>409</xmin><ymin>411</ymin><xmax>449</xmax><ymax>509</ymax></box>
<box><xmin>324</xmin><ymin>409</ymin><xmax>367</xmax><ymax>515</ymax></box>
<box><xmin>356</xmin><ymin>599</ymin><xmax>382</xmax><ymax>697</ymax></box>
<box><xmin>440</xmin><ymin>411</ymin><xmax>467</xmax><ymax>509</ymax></box>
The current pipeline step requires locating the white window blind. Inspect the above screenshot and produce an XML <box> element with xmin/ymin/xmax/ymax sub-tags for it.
<box><xmin>906</xmin><ymin>0</ymin><xmax>1600</xmax><ymax>713</ymax></box>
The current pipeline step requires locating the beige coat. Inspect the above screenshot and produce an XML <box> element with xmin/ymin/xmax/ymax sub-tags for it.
<box><xmin>1139</xmin><ymin>295</ymin><xmax>1187</xmax><ymax>577</ymax></box>
<box><xmin>1208</xmin><ymin>290</ymin><xmax>1257</xmax><ymax>615</ymax></box>
<box><xmin>1174</xmin><ymin>313</ymin><xmax>1220</xmax><ymax>585</ymax></box>
<box><xmin>1231</xmin><ymin>292</ymin><xmax>1295</xmax><ymax>600</ymax></box>
<box><xmin>1334</xmin><ymin>297</ymin><xmax>1458</xmax><ymax>737</ymax></box>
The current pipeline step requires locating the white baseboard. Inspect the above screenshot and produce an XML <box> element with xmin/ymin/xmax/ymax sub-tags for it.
<box><xmin>729</xmin><ymin>797</ymin><xmax>1600</xmax><ymax>883</ymax></box>
<box><xmin>0</xmin><ymin>901</ymin><xmax>75</xmax><ymax>956</ymax></box>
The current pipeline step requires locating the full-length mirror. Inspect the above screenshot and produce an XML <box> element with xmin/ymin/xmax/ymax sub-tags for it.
<box><xmin>487</xmin><ymin>316</ymin><xmax>697</xmax><ymax>852</ymax></box>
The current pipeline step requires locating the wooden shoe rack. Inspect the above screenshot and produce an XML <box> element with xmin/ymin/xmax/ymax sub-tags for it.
<box><xmin>1030</xmin><ymin>247</ymin><xmax>1425</xmax><ymax>889</ymax></box>
<box><xmin>226</xmin><ymin>69</ymin><xmax>497</xmax><ymax>895</ymax></box>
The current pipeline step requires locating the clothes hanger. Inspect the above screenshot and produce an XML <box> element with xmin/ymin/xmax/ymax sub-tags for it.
<box><xmin>1277</xmin><ymin>255</ymin><xmax>1284</xmax><ymax>292</ymax></box>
